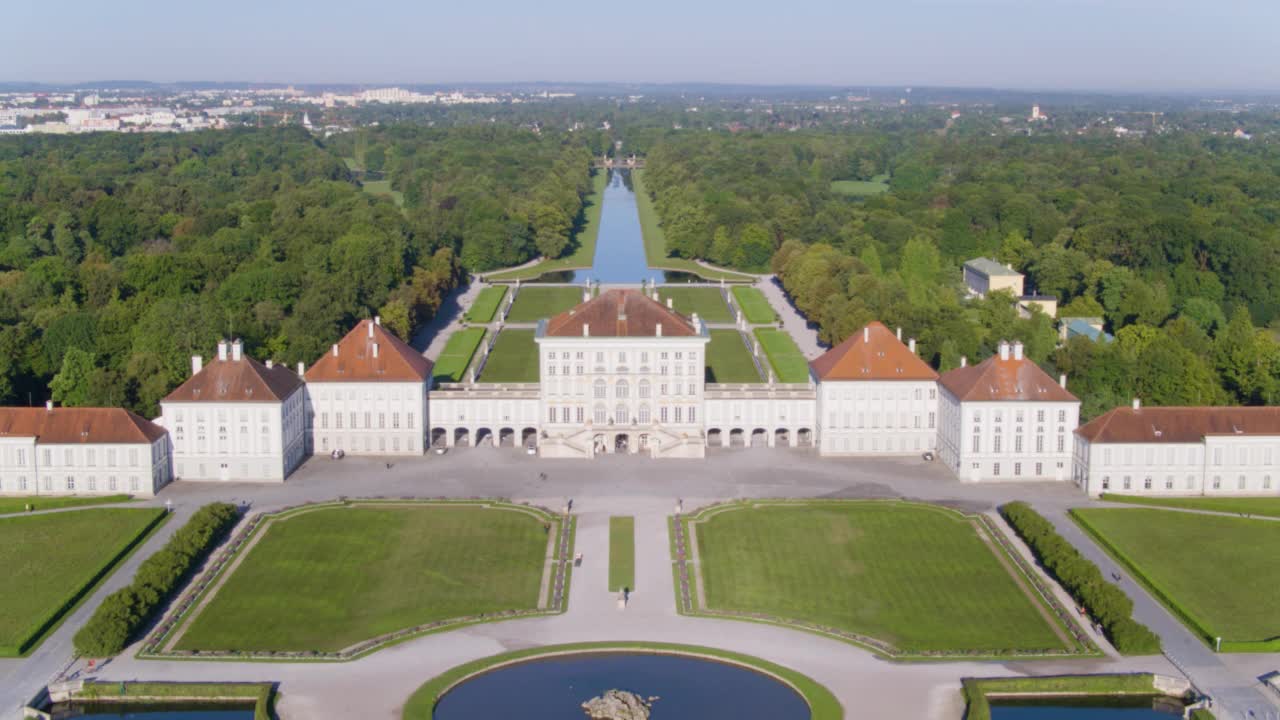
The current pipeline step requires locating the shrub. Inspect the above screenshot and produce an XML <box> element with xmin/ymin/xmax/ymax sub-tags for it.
<box><xmin>1000</xmin><ymin>502</ymin><xmax>1161</xmax><ymax>655</ymax></box>
<box><xmin>74</xmin><ymin>503</ymin><xmax>239</xmax><ymax>657</ymax></box>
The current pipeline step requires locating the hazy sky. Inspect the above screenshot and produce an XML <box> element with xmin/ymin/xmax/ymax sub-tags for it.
<box><xmin>7</xmin><ymin>0</ymin><xmax>1278</xmax><ymax>91</ymax></box>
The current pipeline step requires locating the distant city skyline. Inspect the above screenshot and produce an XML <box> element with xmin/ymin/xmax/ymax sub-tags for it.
<box><xmin>6</xmin><ymin>0</ymin><xmax>1279</xmax><ymax>92</ymax></box>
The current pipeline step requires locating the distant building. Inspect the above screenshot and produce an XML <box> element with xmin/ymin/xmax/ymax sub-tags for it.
<box><xmin>1074</xmin><ymin>402</ymin><xmax>1280</xmax><ymax>497</ymax></box>
<box><xmin>1030</xmin><ymin>104</ymin><xmax>1046</xmax><ymax>121</ymax></box>
<box><xmin>1017</xmin><ymin>294</ymin><xmax>1058</xmax><ymax>319</ymax></box>
<box><xmin>161</xmin><ymin>339</ymin><xmax>306</xmax><ymax>483</ymax></box>
<box><xmin>937</xmin><ymin>340</ymin><xmax>1080</xmax><ymax>482</ymax></box>
<box><xmin>305</xmin><ymin>317</ymin><xmax>432</xmax><ymax>457</ymax></box>
<box><xmin>963</xmin><ymin>258</ymin><xmax>1024</xmax><ymax>298</ymax></box>
<box><xmin>810</xmin><ymin>322</ymin><xmax>938</xmax><ymax>456</ymax></box>
<box><xmin>1060</xmin><ymin>317</ymin><xmax>1113</xmax><ymax>344</ymax></box>
<box><xmin>0</xmin><ymin>404</ymin><xmax>171</xmax><ymax>497</ymax></box>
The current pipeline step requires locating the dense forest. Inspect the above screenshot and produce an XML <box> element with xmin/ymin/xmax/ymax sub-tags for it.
<box><xmin>642</xmin><ymin>130</ymin><xmax>1280</xmax><ymax>417</ymax></box>
<box><xmin>0</xmin><ymin>127</ymin><xmax>589</xmax><ymax>414</ymax></box>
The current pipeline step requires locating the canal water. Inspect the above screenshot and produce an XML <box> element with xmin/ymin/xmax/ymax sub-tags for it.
<box><xmin>432</xmin><ymin>652</ymin><xmax>810</xmax><ymax>719</ymax></box>
<box><xmin>49</xmin><ymin>702</ymin><xmax>254</xmax><ymax>719</ymax></box>
<box><xmin>990</xmin><ymin>695</ymin><xmax>1185</xmax><ymax>719</ymax></box>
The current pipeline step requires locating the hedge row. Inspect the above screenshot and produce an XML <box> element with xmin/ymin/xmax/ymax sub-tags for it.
<box><xmin>74</xmin><ymin>503</ymin><xmax>239</xmax><ymax>657</ymax></box>
<box><xmin>999</xmin><ymin>502</ymin><xmax>1161</xmax><ymax>655</ymax></box>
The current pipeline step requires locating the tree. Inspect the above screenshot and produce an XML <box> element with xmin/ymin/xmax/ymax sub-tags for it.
<box><xmin>378</xmin><ymin>299</ymin><xmax>413</xmax><ymax>340</ymax></box>
<box><xmin>50</xmin><ymin>348</ymin><xmax>98</xmax><ymax>407</ymax></box>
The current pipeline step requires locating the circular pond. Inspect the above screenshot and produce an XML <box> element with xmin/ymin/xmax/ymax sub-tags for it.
<box><xmin>432</xmin><ymin>651</ymin><xmax>811</xmax><ymax>719</ymax></box>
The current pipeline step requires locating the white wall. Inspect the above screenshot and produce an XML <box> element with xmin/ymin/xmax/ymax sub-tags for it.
<box><xmin>1077</xmin><ymin>435</ymin><xmax>1280</xmax><ymax>497</ymax></box>
<box><xmin>816</xmin><ymin>380</ymin><xmax>937</xmax><ymax>455</ymax></box>
<box><xmin>307</xmin><ymin>381</ymin><xmax>427</xmax><ymax>456</ymax></box>
<box><xmin>163</xmin><ymin>388</ymin><xmax>304</xmax><ymax>482</ymax></box>
<box><xmin>939</xmin><ymin>389</ymin><xmax>1078</xmax><ymax>482</ymax></box>
<box><xmin>0</xmin><ymin>437</ymin><xmax>170</xmax><ymax>497</ymax></box>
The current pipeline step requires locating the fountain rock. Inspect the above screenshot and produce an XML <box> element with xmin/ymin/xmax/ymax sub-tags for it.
<box><xmin>581</xmin><ymin>689</ymin><xmax>656</xmax><ymax>720</ymax></box>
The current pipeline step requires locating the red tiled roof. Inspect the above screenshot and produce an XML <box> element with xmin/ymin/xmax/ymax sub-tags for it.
<box><xmin>939</xmin><ymin>351</ymin><xmax>1077</xmax><ymax>402</ymax></box>
<box><xmin>544</xmin><ymin>289</ymin><xmax>697</xmax><ymax>338</ymax></box>
<box><xmin>306</xmin><ymin>319</ymin><xmax>432</xmax><ymax>383</ymax></box>
<box><xmin>1076</xmin><ymin>406</ymin><xmax>1280</xmax><ymax>444</ymax></box>
<box><xmin>163</xmin><ymin>349</ymin><xmax>303</xmax><ymax>404</ymax></box>
<box><xmin>809</xmin><ymin>322</ymin><xmax>937</xmax><ymax>381</ymax></box>
<box><xmin>0</xmin><ymin>407</ymin><xmax>166</xmax><ymax>444</ymax></box>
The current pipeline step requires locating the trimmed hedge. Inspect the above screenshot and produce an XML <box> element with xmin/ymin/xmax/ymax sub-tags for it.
<box><xmin>74</xmin><ymin>503</ymin><xmax>239</xmax><ymax>657</ymax></box>
<box><xmin>999</xmin><ymin>502</ymin><xmax>1161</xmax><ymax>655</ymax></box>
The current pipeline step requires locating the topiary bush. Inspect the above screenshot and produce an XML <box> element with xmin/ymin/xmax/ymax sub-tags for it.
<box><xmin>1000</xmin><ymin>502</ymin><xmax>1161</xmax><ymax>655</ymax></box>
<box><xmin>74</xmin><ymin>503</ymin><xmax>239</xmax><ymax>657</ymax></box>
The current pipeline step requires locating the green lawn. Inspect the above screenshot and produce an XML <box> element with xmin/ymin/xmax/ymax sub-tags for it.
<box><xmin>753</xmin><ymin>328</ymin><xmax>810</xmax><ymax>383</ymax></box>
<box><xmin>1073</xmin><ymin>508</ymin><xmax>1280</xmax><ymax>647</ymax></box>
<box><xmin>1101</xmin><ymin>494</ymin><xmax>1280</xmax><ymax>519</ymax></box>
<box><xmin>657</xmin><ymin>286</ymin><xmax>733</xmax><ymax>323</ymax></box>
<box><xmin>464</xmin><ymin>286</ymin><xmax>508</xmax><ymax>323</ymax></box>
<box><xmin>632</xmin><ymin>170</ymin><xmax>754</xmax><ymax>283</ymax></box>
<box><xmin>361</xmin><ymin>179</ymin><xmax>404</xmax><ymax>208</ymax></box>
<box><xmin>0</xmin><ymin>494</ymin><xmax>132</xmax><ymax>515</ymax></box>
<box><xmin>692</xmin><ymin>502</ymin><xmax>1068</xmax><ymax>653</ymax></box>
<box><xmin>488</xmin><ymin>171</ymin><xmax>608</xmax><ymax>281</ymax></box>
<box><xmin>478</xmin><ymin>330</ymin><xmax>538</xmax><ymax>383</ymax></box>
<box><xmin>706</xmin><ymin>330</ymin><xmax>762</xmax><ymax>384</ymax></box>
<box><xmin>432</xmin><ymin>327</ymin><xmax>486</xmax><ymax>384</ymax></box>
<box><xmin>175</xmin><ymin>504</ymin><xmax>549</xmax><ymax>653</ymax></box>
<box><xmin>0</xmin><ymin>508</ymin><xmax>165</xmax><ymax>655</ymax></box>
<box><xmin>609</xmin><ymin>516</ymin><xmax>635</xmax><ymax>592</ymax></box>
<box><xmin>831</xmin><ymin>179</ymin><xmax>890</xmax><ymax>198</ymax></box>
<box><xmin>731</xmin><ymin>286</ymin><xmax>775</xmax><ymax>324</ymax></box>
<box><xmin>505</xmin><ymin>286</ymin><xmax>585</xmax><ymax>323</ymax></box>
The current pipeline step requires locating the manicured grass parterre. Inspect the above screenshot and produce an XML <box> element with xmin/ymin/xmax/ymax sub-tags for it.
<box><xmin>731</xmin><ymin>286</ymin><xmax>775</xmax><ymax>324</ymax></box>
<box><xmin>609</xmin><ymin>516</ymin><xmax>635</xmax><ymax>592</ymax></box>
<box><xmin>705</xmin><ymin>330</ymin><xmax>762</xmax><ymax>384</ymax></box>
<box><xmin>402</xmin><ymin>642</ymin><xmax>842</xmax><ymax>720</ymax></box>
<box><xmin>488</xmin><ymin>171</ymin><xmax>607</xmax><ymax>281</ymax></box>
<box><xmin>505</xmin><ymin>286</ymin><xmax>586</xmax><ymax>323</ymax></box>
<box><xmin>656</xmin><ymin>286</ymin><xmax>733</xmax><ymax>323</ymax></box>
<box><xmin>478</xmin><ymin>329</ymin><xmax>538</xmax><ymax>383</ymax></box>
<box><xmin>0</xmin><ymin>494</ymin><xmax>131</xmax><ymax>515</ymax></box>
<box><xmin>690</xmin><ymin>501</ymin><xmax>1070</xmax><ymax>654</ymax></box>
<box><xmin>174</xmin><ymin>503</ymin><xmax>550</xmax><ymax>653</ymax></box>
<box><xmin>830</xmin><ymin>178</ymin><xmax>890</xmax><ymax>198</ymax></box>
<box><xmin>1101</xmin><ymin>493</ymin><xmax>1280</xmax><ymax>519</ymax></box>
<box><xmin>432</xmin><ymin>327</ymin><xmax>486</xmax><ymax>384</ymax></box>
<box><xmin>961</xmin><ymin>674</ymin><xmax>1162</xmax><ymax>720</ymax></box>
<box><xmin>632</xmin><ymin>170</ymin><xmax>754</xmax><ymax>282</ymax></box>
<box><xmin>753</xmin><ymin>328</ymin><xmax>810</xmax><ymax>383</ymax></box>
<box><xmin>1072</xmin><ymin>508</ymin><xmax>1280</xmax><ymax>651</ymax></box>
<box><xmin>361</xmin><ymin>179</ymin><xmax>405</xmax><ymax>207</ymax></box>
<box><xmin>0</xmin><ymin>508</ymin><xmax>166</xmax><ymax>656</ymax></box>
<box><xmin>464</xmin><ymin>286</ymin><xmax>508</xmax><ymax>323</ymax></box>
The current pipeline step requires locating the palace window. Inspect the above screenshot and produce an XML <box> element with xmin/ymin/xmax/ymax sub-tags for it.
<box><xmin>993</xmin><ymin>463</ymin><xmax>1001</xmax><ymax>477</ymax></box>
<box><xmin>615</xmin><ymin>405</ymin><xmax>628</xmax><ymax>424</ymax></box>
<box><xmin>616</xmin><ymin>380</ymin><xmax>629</xmax><ymax>399</ymax></box>
<box><xmin>594</xmin><ymin>405</ymin><xmax>607</xmax><ymax>424</ymax></box>
<box><xmin>1014</xmin><ymin>463</ymin><xmax>1022</xmax><ymax>476</ymax></box>
<box><xmin>639</xmin><ymin>380</ymin><xmax>651</xmax><ymax>399</ymax></box>
<box><xmin>638</xmin><ymin>405</ymin><xmax>650</xmax><ymax>424</ymax></box>
<box><xmin>1144</xmin><ymin>477</ymin><xmax>1152</xmax><ymax>490</ymax></box>
<box><xmin>594</xmin><ymin>380</ymin><xmax>607</xmax><ymax>399</ymax></box>
<box><xmin>1102</xmin><ymin>476</ymin><xmax>1110</xmax><ymax>490</ymax></box>
<box><xmin>660</xmin><ymin>407</ymin><xmax>669</xmax><ymax>423</ymax></box>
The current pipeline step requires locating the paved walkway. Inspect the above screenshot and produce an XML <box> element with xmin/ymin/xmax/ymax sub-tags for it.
<box><xmin>4</xmin><ymin>452</ymin><xmax>1278</xmax><ymax>719</ymax></box>
<box><xmin>412</xmin><ymin>277</ymin><xmax>481</xmax><ymax>361</ymax></box>
<box><xmin>757</xmin><ymin>274</ymin><xmax>827</xmax><ymax>359</ymax></box>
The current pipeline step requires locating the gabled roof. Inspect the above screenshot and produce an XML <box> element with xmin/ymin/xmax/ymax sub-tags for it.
<box><xmin>163</xmin><ymin>351</ymin><xmax>303</xmax><ymax>404</ymax></box>
<box><xmin>543</xmin><ymin>289</ymin><xmax>697</xmax><ymax>338</ymax></box>
<box><xmin>964</xmin><ymin>257</ymin><xmax>1022</xmax><ymax>277</ymax></box>
<box><xmin>306</xmin><ymin>319</ymin><xmax>432</xmax><ymax>383</ymax></box>
<box><xmin>0</xmin><ymin>407</ymin><xmax>167</xmax><ymax>445</ymax></box>
<box><xmin>809</xmin><ymin>322</ymin><xmax>937</xmax><ymax>382</ymax></box>
<box><xmin>1077</xmin><ymin>406</ymin><xmax>1280</xmax><ymax>444</ymax></box>
<box><xmin>939</xmin><ymin>351</ymin><xmax>1077</xmax><ymax>403</ymax></box>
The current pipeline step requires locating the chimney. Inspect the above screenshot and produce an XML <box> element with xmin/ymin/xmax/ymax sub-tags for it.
<box><xmin>217</xmin><ymin>340</ymin><xmax>229</xmax><ymax>361</ymax></box>
<box><xmin>191</xmin><ymin>355</ymin><xmax>203</xmax><ymax>376</ymax></box>
<box><xmin>373</xmin><ymin>343</ymin><xmax>380</xmax><ymax>358</ymax></box>
<box><xmin>45</xmin><ymin>400</ymin><xmax>53</xmax><ymax>412</ymax></box>
<box><xmin>266</xmin><ymin>359</ymin><xmax>274</xmax><ymax>369</ymax></box>
<box><xmin>864</xmin><ymin>326</ymin><xmax>870</xmax><ymax>342</ymax></box>
<box><xmin>368</xmin><ymin>320</ymin><xmax>374</xmax><ymax>338</ymax></box>
<box><xmin>583</xmin><ymin>324</ymin><xmax>590</xmax><ymax>337</ymax></box>
<box><xmin>297</xmin><ymin>362</ymin><xmax>305</xmax><ymax>377</ymax></box>
<box><xmin>332</xmin><ymin>344</ymin><xmax>339</xmax><ymax>357</ymax></box>
<box><xmin>656</xmin><ymin>322</ymin><xmax>663</xmax><ymax>337</ymax></box>
<box><xmin>231</xmin><ymin>339</ymin><xmax>243</xmax><ymax>362</ymax></box>
<box><xmin>1132</xmin><ymin>398</ymin><xmax>1141</xmax><ymax>410</ymax></box>
<box><xmin>896</xmin><ymin>327</ymin><xmax>903</xmax><ymax>341</ymax></box>
<box><xmin>666</xmin><ymin>298</ymin><xmax>673</xmax><ymax>309</ymax></box>
<box><xmin>1012</xmin><ymin>341</ymin><xmax>1024</xmax><ymax>361</ymax></box>
<box><xmin>908</xmin><ymin>338</ymin><xmax>916</xmax><ymax>354</ymax></box>
<box><xmin>998</xmin><ymin>341</ymin><xmax>1010</xmax><ymax>361</ymax></box>
<box><xmin>374</xmin><ymin>315</ymin><xmax>381</xmax><ymax>326</ymax></box>
<box><xmin>960</xmin><ymin>356</ymin><xmax>968</xmax><ymax>368</ymax></box>
<box><xmin>1059</xmin><ymin>373</ymin><xmax>1068</xmax><ymax>389</ymax></box>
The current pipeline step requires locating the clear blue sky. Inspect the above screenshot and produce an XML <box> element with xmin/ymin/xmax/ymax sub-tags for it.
<box><xmin>8</xmin><ymin>0</ymin><xmax>1277</xmax><ymax>91</ymax></box>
